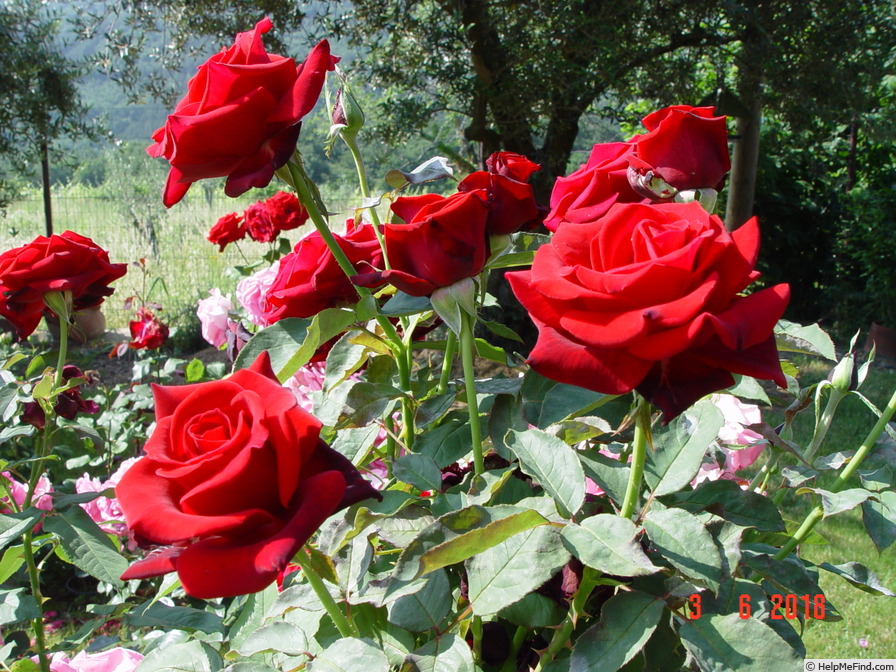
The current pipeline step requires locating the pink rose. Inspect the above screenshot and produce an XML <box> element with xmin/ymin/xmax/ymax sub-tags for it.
<box><xmin>196</xmin><ymin>288</ymin><xmax>233</xmax><ymax>348</ymax></box>
<box><xmin>1</xmin><ymin>471</ymin><xmax>53</xmax><ymax>513</ymax></box>
<box><xmin>37</xmin><ymin>648</ymin><xmax>143</xmax><ymax>672</ymax></box>
<box><xmin>76</xmin><ymin>458</ymin><xmax>139</xmax><ymax>535</ymax></box>
<box><xmin>237</xmin><ymin>260</ymin><xmax>280</xmax><ymax>327</ymax></box>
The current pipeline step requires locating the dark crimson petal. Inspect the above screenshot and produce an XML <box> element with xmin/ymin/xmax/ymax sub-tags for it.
<box><xmin>636</xmin><ymin>354</ymin><xmax>737</xmax><ymax>422</ymax></box>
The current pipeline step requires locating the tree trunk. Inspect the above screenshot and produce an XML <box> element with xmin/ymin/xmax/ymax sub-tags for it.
<box><xmin>40</xmin><ymin>138</ymin><xmax>53</xmax><ymax>237</ymax></box>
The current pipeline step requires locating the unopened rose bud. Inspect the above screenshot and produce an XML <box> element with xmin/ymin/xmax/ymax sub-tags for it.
<box><xmin>828</xmin><ymin>352</ymin><xmax>858</xmax><ymax>393</ymax></box>
<box><xmin>331</xmin><ymin>86</ymin><xmax>365</xmax><ymax>140</ymax></box>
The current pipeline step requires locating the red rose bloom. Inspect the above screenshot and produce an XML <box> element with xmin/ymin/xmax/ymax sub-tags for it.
<box><xmin>264</xmin><ymin>191</ymin><xmax>308</xmax><ymax>233</ymax></box>
<box><xmin>128</xmin><ymin>308</ymin><xmax>169</xmax><ymax>350</ymax></box>
<box><xmin>507</xmin><ymin>202</ymin><xmax>790</xmax><ymax>419</ymax></box>
<box><xmin>458</xmin><ymin>151</ymin><xmax>543</xmax><ymax>235</ymax></box>
<box><xmin>207</xmin><ymin>212</ymin><xmax>246</xmax><ymax>252</ymax></box>
<box><xmin>262</xmin><ymin>220</ymin><xmax>384</xmax><ymax>323</ymax></box>
<box><xmin>147</xmin><ymin>18</ymin><xmax>337</xmax><ymax>207</ymax></box>
<box><xmin>0</xmin><ymin>231</ymin><xmax>127</xmax><ymax>339</ymax></box>
<box><xmin>628</xmin><ymin>105</ymin><xmax>730</xmax><ymax>196</ymax></box>
<box><xmin>544</xmin><ymin>105</ymin><xmax>730</xmax><ymax>232</ymax></box>
<box><xmin>244</xmin><ymin>202</ymin><xmax>277</xmax><ymax>243</ymax></box>
<box><xmin>353</xmin><ymin>190</ymin><xmax>490</xmax><ymax>297</ymax></box>
<box><xmin>116</xmin><ymin>352</ymin><xmax>378</xmax><ymax>598</ymax></box>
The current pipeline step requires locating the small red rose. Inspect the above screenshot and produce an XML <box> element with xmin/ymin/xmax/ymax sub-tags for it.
<box><xmin>207</xmin><ymin>212</ymin><xmax>246</xmax><ymax>252</ymax></box>
<box><xmin>128</xmin><ymin>308</ymin><xmax>169</xmax><ymax>350</ymax></box>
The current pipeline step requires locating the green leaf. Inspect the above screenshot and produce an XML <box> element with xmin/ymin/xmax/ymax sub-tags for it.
<box><xmin>127</xmin><ymin>602</ymin><xmax>226</xmax><ymax>634</ymax></box>
<box><xmin>404</xmin><ymin>633</ymin><xmax>474</xmax><ymax>672</ymax></box>
<box><xmin>324</xmin><ymin>334</ymin><xmax>369</xmax><ymax>393</ymax></box>
<box><xmin>642</xmin><ymin>508</ymin><xmax>723</xmax><ymax>591</ymax></box>
<box><xmin>228</xmin><ymin>585</ymin><xmax>279</xmax><ymax>650</ymax></box>
<box><xmin>741</xmin><ymin>547</ymin><xmax>825</xmax><ymax>599</ymax></box>
<box><xmin>43</xmin><ymin>507</ymin><xmax>128</xmax><ymax>587</ymax></box>
<box><xmin>0</xmin><ymin>546</ymin><xmax>24</xmax><ymax>584</ymax></box>
<box><xmin>506</xmin><ymin>428</ymin><xmax>586</xmax><ymax>517</ymax></box>
<box><xmin>488</xmin><ymin>394</ymin><xmax>528</xmax><ymax>460</ymax></box>
<box><xmin>728</xmin><ymin>376</ymin><xmax>771</xmax><ymax>405</ymax></box>
<box><xmin>668</xmin><ymin>479</ymin><xmax>785</xmax><ymax>532</ymax></box>
<box><xmin>578</xmin><ymin>451</ymin><xmax>630</xmax><ymax>506</ymax></box>
<box><xmin>235</xmin><ymin>621</ymin><xmax>308</xmax><ymax>657</ymax></box>
<box><xmin>819</xmin><ymin>561</ymin><xmax>896</xmax><ymax>597</ymax></box>
<box><xmin>499</xmin><ymin>591</ymin><xmax>566</xmax><ymax>627</ymax></box>
<box><xmin>387</xmin><ymin>569</ymin><xmax>451</xmax><ymax>631</ymax></box>
<box><xmin>644</xmin><ymin>400</ymin><xmax>724</xmax><ymax>497</ymax></box>
<box><xmin>136</xmin><ymin>641</ymin><xmax>223</xmax><ymax>672</ymax></box>
<box><xmin>774</xmin><ymin>320</ymin><xmax>836</xmax><ymax>360</ymax></box>
<box><xmin>415</xmin><ymin>417</ymin><xmax>472</xmax><ymax>468</ymax></box>
<box><xmin>863</xmin><ymin>490</ymin><xmax>896</xmax><ymax>552</ymax></box>
<box><xmin>393</xmin><ymin>454</ymin><xmax>443</xmax><ymax>492</ymax></box>
<box><xmin>466</xmin><ymin>525</ymin><xmax>570</xmax><ymax>615</ymax></box>
<box><xmin>234</xmin><ymin>310</ymin><xmax>358</xmax><ymax>382</ymax></box>
<box><xmin>330</xmin><ymin>425</ymin><xmax>382</xmax><ymax>465</ymax></box>
<box><xmin>0</xmin><ymin>384</ymin><xmax>18</xmax><ymax>422</ymax></box>
<box><xmin>538</xmin><ymin>384</ymin><xmax>608</xmax><ymax>428</ymax></box>
<box><xmin>0</xmin><ymin>587</ymin><xmax>40</xmax><ymax>625</ymax></box>
<box><xmin>184</xmin><ymin>358</ymin><xmax>205</xmax><ymax>383</ymax></box>
<box><xmin>569</xmin><ymin>591</ymin><xmax>664</xmax><ymax>672</ymax></box>
<box><xmin>679</xmin><ymin>612</ymin><xmax>803</xmax><ymax>672</ymax></box>
<box><xmin>381</xmin><ymin>291</ymin><xmax>433</xmax><ymax>316</ymax></box>
<box><xmin>0</xmin><ymin>509</ymin><xmax>43</xmax><ymax>550</ymax></box>
<box><xmin>307</xmin><ymin>637</ymin><xmax>390</xmax><ymax>672</ymax></box>
<box><xmin>392</xmin><ymin>506</ymin><xmax>548</xmax><ymax>582</ymax></box>
<box><xmin>859</xmin><ymin>466</ymin><xmax>894</xmax><ymax>491</ymax></box>
<box><xmin>561</xmin><ymin>515</ymin><xmax>659</xmax><ymax>577</ymax></box>
<box><xmin>798</xmin><ymin>487</ymin><xmax>875</xmax><ymax>517</ymax></box>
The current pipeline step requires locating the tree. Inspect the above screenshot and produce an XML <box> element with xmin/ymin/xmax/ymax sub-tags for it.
<box><xmin>0</xmin><ymin>0</ymin><xmax>95</xmax><ymax>233</ymax></box>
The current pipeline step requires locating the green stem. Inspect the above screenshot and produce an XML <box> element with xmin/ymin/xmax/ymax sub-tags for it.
<box><xmin>775</xmin><ymin>385</ymin><xmax>896</xmax><ymax>560</ymax></box>
<box><xmin>345</xmin><ymin>137</ymin><xmax>381</xmax><ymax>228</ymax></box>
<box><xmin>23</xmin><ymin>529</ymin><xmax>49</xmax><ymax>672</ymax></box>
<box><xmin>53</xmin><ymin>317</ymin><xmax>69</xmax><ymax>390</ymax></box>
<box><xmin>620</xmin><ymin>396</ymin><xmax>650</xmax><ymax>520</ymax></box>
<box><xmin>301</xmin><ymin>551</ymin><xmax>356</xmax><ymax>638</ymax></box>
<box><xmin>501</xmin><ymin>626</ymin><xmax>528</xmax><ymax>672</ymax></box>
<box><xmin>437</xmin><ymin>331</ymin><xmax>457</xmax><ymax>395</ymax></box>
<box><xmin>396</xmin><ymin>333</ymin><xmax>416</xmax><ymax>451</ymax></box>
<box><xmin>535</xmin><ymin>617</ymin><xmax>575</xmax><ymax>672</ymax></box>
<box><xmin>460</xmin><ymin>312</ymin><xmax>484</xmax><ymax>476</ymax></box>
<box><xmin>471</xmin><ymin>615</ymin><xmax>483</xmax><ymax>664</ymax></box>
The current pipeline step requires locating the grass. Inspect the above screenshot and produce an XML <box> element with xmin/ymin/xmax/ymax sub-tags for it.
<box><xmin>765</xmin><ymin>354</ymin><xmax>896</xmax><ymax>658</ymax></box>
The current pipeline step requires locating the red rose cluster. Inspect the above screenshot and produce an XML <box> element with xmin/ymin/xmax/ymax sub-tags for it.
<box><xmin>509</xmin><ymin>106</ymin><xmax>789</xmax><ymax>419</ymax></box>
<box><xmin>353</xmin><ymin>151</ymin><xmax>543</xmax><ymax>296</ymax></box>
<box><xmin>148</xmin><ymin>18</ymin><xmax>337</xmax><ymax>207</ymax></box>
<box><xmin>0</xmin><ymin>231</ymin><xmax>127</xmax><ymax>339</ymax></box>
<box><xmin>116</xmin><ymin>352</ymin><xmax>379</xmax><ymax>598</ymax></box>
<box><xmin>208</xmin><ymin>191</ymin><xmax>309</xmax><ymax>251</ymax></box>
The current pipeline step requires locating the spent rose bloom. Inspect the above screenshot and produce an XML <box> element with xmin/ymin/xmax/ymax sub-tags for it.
<box><xmin>76</xmin><ymin>458</ymin><xmax>139</xmax><ymax>536</ymax></box>
<box><xmin>147</xmin><ymin>18</ymin><xmax>337</xmax><ymax>207</ymax></box>
<box><xmin>197</xmin><ymin>288</ymin><xmax>233</xmax><ymax>348</ymax></box>
<box><xmin>116</xmin><ymin>352</ymin><xmax>379</xmax><ymax>598</ymax></box>
<box><xmin>237</xmin><ymin>260</ymin><xmax>280</xmax><ymax>327</ymax></box>
<box><xmin>128</xmin><ymin>307</ymin><xmax>169</xmax><ymax>350</ymax></box>
<box><xmin>507</xmin><ymin>201</ymin><xmax>790</xmax><ymax>419</ymax></box>
<box><xmin>0</xmin><ymin>231</ymin><xmax>127</xmax><ymax>338</ymax></box>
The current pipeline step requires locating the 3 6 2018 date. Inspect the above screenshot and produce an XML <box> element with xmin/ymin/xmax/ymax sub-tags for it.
<box><xmin>687</xmin><ymin>593</ymin><xmax>826</xmax><ymax>620</ymax></box>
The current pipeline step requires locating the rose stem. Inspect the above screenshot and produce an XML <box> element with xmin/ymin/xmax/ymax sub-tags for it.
<box><xmin>283</xmin><ymin>156</ymin><xmax>417</xmax><ymax>445</ymax></box>
<box><xmin>500</xmin><ymin>626</ymin><xmax>528</xmax><ymax>672</ymax></box>
<box><xmin>619</xmin><ymin>395</ymin><xmax>651</xmax><ymax>520</ymax></box>
<box><xmin>460</xmin><ymin>311</ymin><xmax>484</xmax><ymax>476</ymax></box>
<box><xmin>775</xmin><ymin>384</ymin><xmax>896</xmax><ymax>561</ymax></box>
<box><xmin>300</xmin><ymin>552</ymin><xmax>357</xmax><ymax>638</ymax></box>
<box><xmin>437</xmin><ymin>331</ymin><xmax>457</xmax><ymax>395</ymax></box>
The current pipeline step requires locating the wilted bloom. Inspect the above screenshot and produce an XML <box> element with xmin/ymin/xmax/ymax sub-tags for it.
<box><xmin>128</xmin><ymin>307</ymin><xmax>169</xmax><ymax>350</ymax></box>
<box><xmin>197</xmin><ymin>288</ymin><xmax>233</xmax><ymax>348</ymax></box>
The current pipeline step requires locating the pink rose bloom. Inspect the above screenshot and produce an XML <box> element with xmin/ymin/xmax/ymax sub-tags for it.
<box><xmin>283</xmin><ymin>361</ymin><xmax>327</xmax><ymax>413</ymax></box>
<box><xmin>197</xmin><ymin>288</ymin><xmax>233</xmax><ymax>348</ymax></box>
<box><xmin>1</xmin><ymin>471</ymin><xmax>53</xmax><ymax>513</ymax></box>
<box><xmin>76</xmin><ymin>458</ymin><xmax>139</xmax><ymax>535</ymax></box>
<box><xmin>38</xmin><ymin>648</ymin><xmax>143</xmax><ymax>672</ymax></box>
<box><xmin>236</xmin><ymin>260</ymin><xmax>280</xmax><ymax>327</ymax></box>
<box><xmin>693</xmin><ymin>395</ymin><xmax>767</xmax><ymax>486</ymax></box>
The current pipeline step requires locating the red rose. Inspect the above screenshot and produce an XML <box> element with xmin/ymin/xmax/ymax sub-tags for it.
<box><xmin>244</xmin><ymin>202</ymin><xmax>277</xmax><ymax>243</ymax></box>
<box><xmin>147</xmin><ymin>18</ymin><xmax>337</xmax><ymax>207</ymax></box>
<box><xmin>544</xmin><ymin>105</ymin><xmax>730</xmax><ymax>232</ymax></box>
<box><xmin>507</xmin><ymin>202</ymin><xmax>790</xmax><ymax>419</ymax></box>
<box><xmin>264</xmin><ymin>191</ymin><xmax>308</xmax><ymax>232</ymax></box>
<box><xmin>543</xmin><ymin>142</ymin><xmax>641</xmax><ymax>232</ymax></box>
<box><xmin>628</xmin><ymin>105</ymin><xmax>730</xmax><ymax>196</ymax></box>
<box><xmin>128</xmin><ymin>308</ymin><xmax>169</xmax><ymax>350</ymax></box>
<box><xmin>458</xmin><ymin>151</ymin><xmax>543</xmax><ymax>235</ymax></box>
<box><xmin>262</xmin><ymin>220</ymin><xmax>384</xmax><ymax>323</ymax></box>
<box><xmin>207</xmin><ymin>212</ymin><xmax>246</xmax><ymax>252</ymax></box>
<box><xmin>116</xmin><ymin>352</ymin><xmax>378</xmax><ymax>598</ymax></box>
<box><xmin>0</xmin><ymin>231</ymin><xmax>127</xmax><ymax>339</ymax></box>
<box><xmin>353</xmin><ymin>190</ymin><xmax>490</xmax><ymax>297</ymax></box>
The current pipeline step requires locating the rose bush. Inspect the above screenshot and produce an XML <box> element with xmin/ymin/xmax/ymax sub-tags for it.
<box><xmin>507</xmin><ymin>201</ymin><xmax>791</xmax><ymax>418</ymax></box>
<box><xmin>147</xmin><ymin>18</ymin><xmax>337</xmax><ymax>207</ymax></box>
<box><xmin>0</xmin><ymin>231</ymin><xmax>126</xmax><ymax>338</ymax></box>
<box><xmin>115</xmin><ymin>352</ymin><xmax>379</xmax><ymax>598</ymax></box>
<box><xmin>353</xmin><ymin>190</ymin><xmax>490</xmax><ymax>296</ymax></box>
<box><xmin>544</xmin><ymin>105</ymin><xmax>729</xmax><ymax>232</ymax></box>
